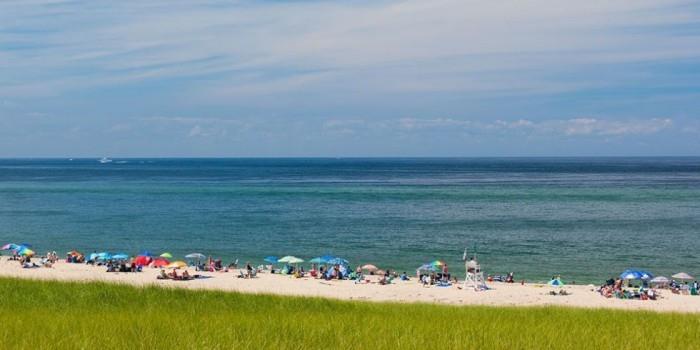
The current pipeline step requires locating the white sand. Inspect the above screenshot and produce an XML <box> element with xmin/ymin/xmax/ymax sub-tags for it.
<box><xmin>2</xmin><ymin>259</ymin><xmax>699</xmax><ymax>313</ymax></box>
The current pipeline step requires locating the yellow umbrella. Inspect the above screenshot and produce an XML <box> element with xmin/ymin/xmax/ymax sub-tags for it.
<box><xmin>166</xmin><ymin>261</ymin><xmax>187</xmax><ymax>269</ymax></box>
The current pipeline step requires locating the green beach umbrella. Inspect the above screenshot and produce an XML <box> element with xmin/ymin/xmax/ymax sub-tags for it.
<box><xmin>309</xmin><ymin>257</ymin><xmax>325</xmax><ymax>264</ymax></box>
<box><xmin>160</xmin><ymin>252</ymin><xmax>173</xmax><ymax>259</ymax></box>
<box><xmin>278</xmin><ymin>256</ymin><xmax>301</xmax><ymax>263</ymax></box>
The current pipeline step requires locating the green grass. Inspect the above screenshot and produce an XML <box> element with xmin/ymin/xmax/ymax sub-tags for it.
<box><xmin>1</xmin><ymin>277</ymin><xmax>698</xmax><ymax>349</ymax></box>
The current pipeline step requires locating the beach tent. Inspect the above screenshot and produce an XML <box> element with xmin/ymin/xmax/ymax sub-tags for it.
<box><xmin>151</xmin><ymin>258</ymin><xmax>170</xmax><ymax>268</ymax></box>
<box><xmin>671</xmin><ymin>272</ymin><xmax>695</xmax><ymax>281</ymax></box>
<box><xmin>548</xmin><ymin>278</ymin><xmax>564</xmax><ymax>287</ymax></box>
<box><xmin>160</xmin><ymin>252</ymin><xmax>173</xmax><ymax>259</ymax></box>
<box><xmin>134</xmin><ymin>255</ymin><xmax>151</xmax><ymax>266</ymax></box>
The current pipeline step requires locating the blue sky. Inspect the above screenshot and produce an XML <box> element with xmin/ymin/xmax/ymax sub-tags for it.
<box><xmin>1</xmin><ymin>0</ymin><xmax>700</xmax><ymax>157</ymax></box>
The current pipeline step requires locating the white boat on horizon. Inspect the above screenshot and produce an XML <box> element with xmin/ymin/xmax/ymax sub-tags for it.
<box><xmin>99</xmin><ymin>157</ymin><xmax>113</xmax><ymax>164</ymax></box>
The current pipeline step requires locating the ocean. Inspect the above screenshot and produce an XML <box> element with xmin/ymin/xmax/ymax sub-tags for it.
<box><xmin>1</xmin><ymin>157</ymin><xmax>698</xmax><ymax>283</ymax></box>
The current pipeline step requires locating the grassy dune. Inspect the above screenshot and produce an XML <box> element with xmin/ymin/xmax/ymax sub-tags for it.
<box><xmin>1</xmin><ymin>277</ymin><xmax>698</xmax><ymax>349</ymax></box>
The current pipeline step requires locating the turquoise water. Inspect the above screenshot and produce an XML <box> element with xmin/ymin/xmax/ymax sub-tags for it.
<box><xmin>1</xmin><ymin>158</ymin><xmax>699</xmax><ymax>283</ymax></box>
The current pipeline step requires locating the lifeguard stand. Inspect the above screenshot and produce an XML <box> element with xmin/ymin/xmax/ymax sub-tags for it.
<box><xmin>462</xmin><ymin>248</ymin><xmax>486</xmax><ymax>291</ymax></box>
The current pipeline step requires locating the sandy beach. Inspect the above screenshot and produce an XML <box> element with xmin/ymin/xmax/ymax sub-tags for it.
<box><xmin>1</xmin><ymin>259</ymin><xmax>698</xmax><ymax>314</ymax></box>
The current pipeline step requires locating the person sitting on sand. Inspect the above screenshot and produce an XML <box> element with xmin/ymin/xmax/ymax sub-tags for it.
<box><xmin>245</xmin><ymin>262</ymin><xmax>253</xmax><ymax>278</ymax></box>
<box><xmin>400</xmin><ymin>272</ymin><xmax>408</xmax><ymax>281</ymax></box>
<box><xmin>182</xmin><ymin>270</ymin><xmax>191</xmax><ymax>280</ymax></box>
<box><xmin>421</xmin><ymin>274</ymin><xmax>429</xmax><ymax>287</ymax></box>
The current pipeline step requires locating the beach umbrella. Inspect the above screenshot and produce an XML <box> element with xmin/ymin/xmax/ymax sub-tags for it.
<box><xmin>417</xmin><ymin>264</ymin><xmax>435</xmax><ymax>272</ymax></box>
<box><xmin>650</xmin><ymin>276</ymin><xmax>670</xmax><ymax>286</ymax></box>
<box><xmin>112</xmin><ymin>253</ymin><xmax>129</xmax><ymax>260</ymax></box>
<box><xmin>96</xmin><ymin>252</ymin><xmax>112</xmax><ymax>261</ymax></box>
<box><xmin>185</xmin><ymin>253</ymin><xmax>206</xmax><ymax>260</ymax></box>
<box><xmin>309</xmin><ymin>257</ymin><xmax>325</xmax><ymax>264</ymax></box>
<box><xmin>286</xmin><ymin>257</ymin><xmax>304</xmax><ymax>264</ymax></box>
<box><xmin>548</xmin><ymin>278</ymin><xmax>564</xmax><ymax>287</ymax></box>
<box><xmin>18</xmin><ymin>248</ymin><xmax>35</xmax><ymax>257</ymax></box>
<box><xmin>671</xmin><ymin>272</ymin><xmax>695</xmax><ymax>281</ymax></box>
<box><xmin>620</xmin><ymin>269</ymin><xmax>653</xmax><ymax>280</ymax></box>
<box><xmin>88</xmin><ymin>253</ymin><xmax>100</xmax><ymax>261</ymax></box>
<box><xmin>1</xmin><ymin>243</ymin><xmax>18</xmax><ymax>250</ymax></box>
<box><xmin>430</xmin><ymin>260</ymin><xmax>446</xmax><ymax>268</ymax></box>
<box><xmin>327</xmin><ymin>257</ymin><xmax>349</xmax><ymax>266</ymax></box>
<box><xmin>320</xmin><ymin>254</ymin><xmax>335</xmax><ymax>262</ymax></box>
<box><xmin>160</xmin><ymin>252</ymin><xmax>173</xmax><ymax>259</ymax></box>
<box><xmin>361</xmin><ymin>264</ymin><xmax>378</xmax><ymax>272</ymax></box>
<box><xmin>19</xmin><ymin>243</ymin><xmax>32</xmax><ymax>248</ymax></box>
<box><xmin>264</xmin><ymin>256</ymin><xmax>279</xmax><ymax>263</ymax></box>
<box><xmin>278</xmin><ymin>256</ymin><xmax>300</xmax><ymax>263</ymax></box>
<box><xmin>375</xmin><ymin>269</ymin><xmax>386</xmax><ymax>275</ymax></box>
<box><xmin>133</xmin><ymin>255</ymin><xmax>151</xmax><ymax>266</ymax></box>
<box><xmin>139</xmin><ymin>250</ymin><xmax>154</xmax><ymax>257</ymax></box>
<box><xmin>166</xmin><ymin>261</ymin><xmax>187</xmax><ymax>269</ymax></box>
<box><xmin>67</xmin><ymin>250</ymin><xmax>82</xmax><ymax>256</ymax></box>
<box><xmin>151</xmin><ymin>258</ymin><xmax>170</xmax><ymax>268</ymax></box>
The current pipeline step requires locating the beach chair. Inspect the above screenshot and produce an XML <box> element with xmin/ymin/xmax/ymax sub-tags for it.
<box><xmin>250</xmin><ymin>269</ymin><xmax>257</xmax><ymax>278</ymax></box>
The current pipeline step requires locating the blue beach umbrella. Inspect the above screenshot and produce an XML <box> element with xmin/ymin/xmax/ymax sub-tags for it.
<box><xmin>417</xmin><ymin>264</ymin><xmax>435</xmax><ymax>272</ymax></box>
<box><xmin>320</xmin><ymin>254</ymin><xmax>335</xmax><ymax>262</ymax></box>
<box><xmin>19</xmin><ymin>243</ymin><xmax>32</xmax><ymax>248</ymax></box>
<box><xmin>96</xmin><ymin>252</ymin><xmax>112</xmax><ymax>261</ymax></box>
<box><xmin>88</xmin><ymin>253</ymin><xmax>99</xmax><ymax>261</ymax></box>
<box><xmin>264</xmin><ymin>256</ymin><xmax>279</xmax><ymax>263</ymax></box>
<box><xmin>139</xmin><ymin>250</ymin><xmax>154</xmax><ymax>257</ymax></box>
<box><xmin>112</xmin><ymin>253</ymin><xmax>129</xmax><ymax>260</ymax></box>
<box><xmin>620</xmin><ymin>269</ymin><xmax>653</xmax><ymax>280</ymax></box>
<box><xmin>327</xmin><ymin>257</ymin><xmax>349</xmax><ymax>266</ymax></box>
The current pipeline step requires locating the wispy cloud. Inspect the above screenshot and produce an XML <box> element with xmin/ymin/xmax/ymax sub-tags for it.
<box><xmin>2</xmin><ymin>0</ymin><xmax>700</xmax><ymax>98</ymax></box>
<box><xmin>322</xmin><ymin>117</ymin><xmax>675</xmax><ymax>137</ymax></box>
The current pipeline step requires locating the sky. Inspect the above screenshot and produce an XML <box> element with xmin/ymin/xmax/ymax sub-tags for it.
<box><xmin>1</xmin><ymin>0</ymin><xmax>700</xmax><ymax>157</ymax></box>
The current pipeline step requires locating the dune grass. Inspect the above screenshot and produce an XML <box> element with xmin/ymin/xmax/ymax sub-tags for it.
<box><xmin>1</xmin><ymin>277</ymin><xmax>698</xmax><ymax>349</ymax></box>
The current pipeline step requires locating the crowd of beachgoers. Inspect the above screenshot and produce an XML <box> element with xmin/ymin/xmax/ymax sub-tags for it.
<box><xmin>2</xmin><ymin>243</ymin><xmax>698</xmax><ymax>302</ymax></box>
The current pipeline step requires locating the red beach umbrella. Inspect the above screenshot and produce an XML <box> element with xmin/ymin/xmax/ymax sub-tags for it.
<box><xmin>134</xmin><ymin>255</ymin><xmax>152</xmax><ymax>266</ymax></box>
<box><xmin>151</xmin><ymin>257</ymin><xmax>170</xmax><ymax>268</ymax></box>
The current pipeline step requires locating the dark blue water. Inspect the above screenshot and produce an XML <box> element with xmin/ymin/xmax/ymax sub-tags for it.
<box><xmin>1</xmin><ymin>158</ymin><xmax>699</xmax><ymax>283</ymax></box>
